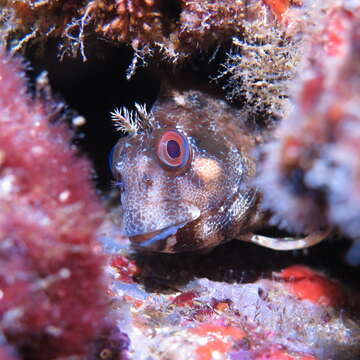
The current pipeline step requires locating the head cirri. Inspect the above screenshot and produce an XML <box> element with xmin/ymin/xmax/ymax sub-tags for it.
<box><xmin>110</xmin><ymin>89</ymin><xmax>260</xmax><ymax>253</ymax></box>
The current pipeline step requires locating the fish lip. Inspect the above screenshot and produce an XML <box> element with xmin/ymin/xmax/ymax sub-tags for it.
<box><xmin>129</xmin><ymin>220</ymin><xmax>190</xmax><ymax>250</ymax></box>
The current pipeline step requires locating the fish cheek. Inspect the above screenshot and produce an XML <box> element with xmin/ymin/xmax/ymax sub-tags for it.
<box><xmin>122</xmin><ymin>156</ymin><xmax>198</xmax><ymax>239</ymax></box>
<box><xmin>187</xmin><ymin>155</ymin><xmax>228</xmax><ymax>212</ymax></box>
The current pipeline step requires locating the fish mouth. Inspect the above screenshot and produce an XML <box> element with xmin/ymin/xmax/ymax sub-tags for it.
<box><xmin>126</xmin><ymin>201</ymin><xmax>201</xmax><ymax>251</ymax></box>
<box><xmin>129</xmin><ymin>220</ymin><xmax>190</xmax><ymax>250</ymax></box>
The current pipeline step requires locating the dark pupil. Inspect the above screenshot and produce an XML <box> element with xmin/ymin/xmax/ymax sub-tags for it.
<box><xmin>167</xmin><ymin>140</ymin><xmax>181</xmax><ymax>159</ymax></box>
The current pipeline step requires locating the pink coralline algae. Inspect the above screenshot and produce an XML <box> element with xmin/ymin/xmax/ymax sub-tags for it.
<box><xmin>257</xmin><ymin>4</ymin><xmax>360</xmax><ymax>258</ymax></box>
<box><xmin>0</xmin><ymin>49</ymin><xmax>110</xmax><ymax>359</ymax></box>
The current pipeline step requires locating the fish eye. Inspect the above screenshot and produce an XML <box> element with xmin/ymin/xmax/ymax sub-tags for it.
<box><xmin>156</xmin><ymin>130</ymin><xmax>191</xmax><ymax>169</ymax></box>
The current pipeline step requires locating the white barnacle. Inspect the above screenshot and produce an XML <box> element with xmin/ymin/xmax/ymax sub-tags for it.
<box><xmin>111</xmin><ymin>104</ymin><xmax>154</xmax><ymax>135</ymax></box>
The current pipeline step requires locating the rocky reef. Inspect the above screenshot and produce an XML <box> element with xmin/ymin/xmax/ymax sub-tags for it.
<box><xmin>0</xmin><ymin>1</ymin><xmax>359</xmax><ymax>359</ymax></box>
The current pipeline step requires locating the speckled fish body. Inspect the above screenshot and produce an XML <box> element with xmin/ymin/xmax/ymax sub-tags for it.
<box><xmin>111</xmin><ymin>89</ymin><xmax>266</xmax><ymax>252</ymax></box>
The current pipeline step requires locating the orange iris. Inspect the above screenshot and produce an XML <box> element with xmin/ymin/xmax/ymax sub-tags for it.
<box><xmin>157</xmin><ymin>130</ymin><xmax>191</xmax><ymax>169</ymax></box>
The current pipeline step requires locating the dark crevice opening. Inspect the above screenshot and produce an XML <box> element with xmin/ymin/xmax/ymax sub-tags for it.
<box><xmin>25</xmin><ymin>39</ymin><xmax>161</xmax><ymax>190</ymax></box>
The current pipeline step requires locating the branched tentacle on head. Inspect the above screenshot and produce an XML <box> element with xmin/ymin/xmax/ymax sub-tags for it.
<box><xmin>111</xmin><ymin>103</ymin><xmax>154</xmax><ymax>135</ymax></box>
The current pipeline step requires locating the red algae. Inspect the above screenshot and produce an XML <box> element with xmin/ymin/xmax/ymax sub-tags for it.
<box><xmin>0</xmin><ymin>49</ymin><xmax>109</xmax><ymax>359</ymax></box>
<box><xmin>280</xmin><ymin>266</ymin><xmax>346</xmax><ymax>307</ymax></box>
<box><xmin>172</xmin><ymin>290</ymin><xmax>198</xmax><ymax>307</ymax></box>
<box><xmin>111</xmin><ymin>255</ymin><xmax>139</xmax><ymax>284</ymax></box>
<box><xmin>191</xmin><ymin>322</ymin><xmax>245</xmax><ymax>340</ymax></box>
<box><xmin>262</xmin><ymin>0</ymin><xmax>290</xmax><ymax>20</ymax></box>
<box><xmin>196</xmin><ymin>338</ymin><xmax>231</xmax><ymax>360</ymax></box>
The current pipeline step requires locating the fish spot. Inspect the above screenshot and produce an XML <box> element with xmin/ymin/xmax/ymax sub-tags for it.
<box><xmin>193</xmin><ymin>157</ymin><xmax>222</xmax><ymax>183</ymax></box>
